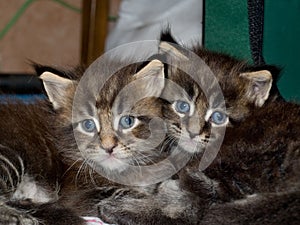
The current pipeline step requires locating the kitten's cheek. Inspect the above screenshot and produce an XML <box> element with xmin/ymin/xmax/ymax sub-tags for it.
<box><xmin>178</xmin><ymin>138</ymin><xmax>201</xmax><ymax>153</ymax></box>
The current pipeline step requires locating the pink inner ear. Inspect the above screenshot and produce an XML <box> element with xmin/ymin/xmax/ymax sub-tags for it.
<box><xmin>253</xmin><ymin>80</ymin><xmax>268</xmax><ymax>93</ymax></box>
<box><xmin>253</xmin><ymin>85</ymin><xmax>260</xmax><ymax>93</ymax></box>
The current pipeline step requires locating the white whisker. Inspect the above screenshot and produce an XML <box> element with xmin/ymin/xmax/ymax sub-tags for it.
<box><xmin>0</xmin><ymin>155</ymin><xmax>20</xmax><ymax>186</ymax></box>
<box><xmin>75</xmin><ymin>160</ymin><xmax>88</xmax><ymax>186</ymax></box>
<box><xmin>62</xmin><ymin>158</ymin><xmax>82</xmax><ymax>177</ymax></box>
<box><xmin>0</xmin><ymin>164</ymin><xmax>14</xmax><ymax>190</ymax></box>
<box><xmin>17</xmin><ymin>156</ymin><xmax>25</xmax><ymax>184</ymax></box>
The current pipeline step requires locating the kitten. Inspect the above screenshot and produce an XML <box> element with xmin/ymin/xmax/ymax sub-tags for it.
<box><xmin>97</xmin><ymin>31</ymin><xmax>296</xmax><ymax>225</ymax></box>
<box><xmin>159</xmin><ymin>31</ymin><xmax>300</xmax><ymax>200</ymax></box>
<box><xmin>0</xmin><ymin>99</ymin><xmax>85</xmax><ymax>224</ymax></box>
<box><xmin>39</xmin><ymin>59</ymin><xmax>168</xmax><ymax>215</ymax></box>
<box><xmin>0</xmin><ymin>59</ymin><xmax>167</xmax><ymax>223</ymax></box>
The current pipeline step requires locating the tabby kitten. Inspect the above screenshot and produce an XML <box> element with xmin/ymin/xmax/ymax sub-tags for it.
<box><xmin>159</xmin><ymin>32</ymin><xmax>300</xmax><ymax>200</ymax></box>
<box><xmin>0</xmin><ymin>58</ymin><xmax>167</xmax><ymax>224</ymax></box>
<box><xmin>40</xmin><ymin>59</ymin><xmax>168</xmax><ymax>215</ymax></box>
<box><xmin>158</xmin><ymin>33</ymin><xmax>299</xmax><ymax>225</ymax></box>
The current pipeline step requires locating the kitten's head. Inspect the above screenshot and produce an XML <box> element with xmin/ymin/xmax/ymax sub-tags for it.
<box><xmin>40</xmin><ymin>60</ymin><xmax>165</xmax><ymax>174</ymax></box>
<box><xmin>159</xmin><ymin>35</ymin><xmax>275</xmax><ymax>154</ymax></box>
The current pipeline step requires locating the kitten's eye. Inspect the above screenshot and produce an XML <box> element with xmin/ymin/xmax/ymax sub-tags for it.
<box><xmin>175</xmin><ymin>101</ymin><xmax>190</xmax><ymax>114</ymax></box>
<box><xmin>210</xmin><ymin>111</ymin><xmax>228</xmax><ymax>125</ymax></box>
<box><xmin>119</xmin><ymin>115</ymin><xmax>135</xmax><ymax>129</ymax></box>
<box><xmin>81</xmin><ymin>119</ymin><xmax>96</xmax><ymax>132</ymax></box>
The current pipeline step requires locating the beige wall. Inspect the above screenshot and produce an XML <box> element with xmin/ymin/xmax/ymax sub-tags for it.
<box><xmin>0</xmin><ymin>0</ymin><xmax>82</xmax><ymax>73</ymax></box>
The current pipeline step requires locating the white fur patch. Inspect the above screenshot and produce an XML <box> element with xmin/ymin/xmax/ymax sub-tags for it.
<box><xmin>233</xmin><ymin>193</ymin><xmax>259</xmax><ymax>205</ymax></box>
<box><xmin>12</xmin><ymin>175</ymin><xmax>56</xmax><ymax>203</ymax></box>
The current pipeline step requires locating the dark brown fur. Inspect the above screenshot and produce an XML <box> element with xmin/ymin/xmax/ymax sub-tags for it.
<box><xmin>178</xmin><ymin>101</ymin><xmax>300</xmax><ymax>225</ymax></box>
<box><xmin>0</xmin><ymin>100</ymin><xmax>85</xmax><ymax>224</ymax></box>
<box><xmin>191</xmin><ymin>101</ymin><xmax>300</xmax><ymax>200</ymax></box>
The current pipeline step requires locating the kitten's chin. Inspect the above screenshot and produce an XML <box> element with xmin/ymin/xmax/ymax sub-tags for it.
<box><xmin>93</xmin><ymin>156</ymin><xmax>129</xmax><ymax>172</ymax></box>
<box><xmin>177</xmin><ymin>137</ymin><xmax>203</xmax><ymax>154</ymax></box>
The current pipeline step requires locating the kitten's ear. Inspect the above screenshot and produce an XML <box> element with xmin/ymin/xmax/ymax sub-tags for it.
<box><xmin>40</xmin><ymin>72</ymin><xmax>75</xmax><ymax>109</ymax></box>
<box><xmin>159</xmin><ymin>28</ymin><xmax>187</xmax><ymax>60</ymax></box>
<box><xmin>240</xmin><ymin>70</ymin><xmax>273</xmax><ymax>107</ymax></box>
<box><xmin>158</xmin><ymin>41</ymin><xmax>188</xmax><ymax>61</ymax></box>
<box><xmin>133</xmin><ymin>59</ymin><xmax>165</xmax><ymax>97</ymax></box>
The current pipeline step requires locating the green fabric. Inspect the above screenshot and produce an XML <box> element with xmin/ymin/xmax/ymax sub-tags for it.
<box><xmin>263</xmin><ymin>0</ymin><xmax>300</xmax><ymax>101</ymax></box>
<box><xmin>204</xmin><ymin>0</ymin><xmax>252</xmax><ymax>61</ymax></box>
<box><xmin>205</xmin><ymin>0</ymin><xmax>300</xmax><ymax>101</ymax></box>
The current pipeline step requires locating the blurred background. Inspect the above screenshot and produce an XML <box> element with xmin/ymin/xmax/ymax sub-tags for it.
<box><xmin>0</xmin><ymin>0</ymin><xmax>299</xmax><ymax>100</ymax></box>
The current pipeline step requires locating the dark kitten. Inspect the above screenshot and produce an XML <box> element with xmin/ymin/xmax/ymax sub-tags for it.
<box><xmin>0</xmin><ymin>100</ymin><xmax>85</xmax><ymax>224</ymax></box>
<box><xmin>161</xmin><ymin>34</ymin><xmax>299</xmax><ymax>223</ymax></box>
<box><xmin>188</xmin><ymin>100</ymin><xmax>300</xmax><ymax>199</ymax></box>
<box><xmin>159</xmin><ymin>32</ymin><xmax>300</xmax><ymax>202</ymax></box>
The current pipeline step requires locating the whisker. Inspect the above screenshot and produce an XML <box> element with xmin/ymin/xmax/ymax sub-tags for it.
<box><xmin>17</xmin><ymin>156</ymin><xmax>25</xmax><ymax>184</ymax></box>
<box><xmin>0</xmin><ymin>155</ymin><xmax>20</xmax><ymax>188</ymax></box>
<box><xmin>87</xmin><ymin>160</ymin><xmax>98</xmax><ymax>186</ymax></box>
<box><xmin>62</xmin><ymin>158</ymin><xmax>82</xmax><ymax>177</ymax></box>
<box><xmin>75</xmin><ymin>159</ymin><xmax>88</xmax><ymax>186</ymax></box>
<box><xmin>132</xmin><ymin>151</ymin><xmax>158</xmax><ymax>165</ymax></box>
<box><xmin>0</xmin><ymin>164</ymin><xmax>14</xmax><ymax>190</ymax></box>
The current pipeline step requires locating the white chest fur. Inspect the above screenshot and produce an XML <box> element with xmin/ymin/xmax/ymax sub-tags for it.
<box><xmin>12</xmin><ymin>174</ymin><xmax>57</xmax><ymax>203</ymax></box>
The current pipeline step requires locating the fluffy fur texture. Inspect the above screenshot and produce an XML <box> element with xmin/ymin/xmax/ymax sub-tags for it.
<box><xmin>0</xmin><ymin>100</ymin><xmax>85</xmax><ymax>224</ymax></box>
<box><xmin>1</xmin><ymin>30</ymin><xmax>298</xmax><ymax>225</ymax></box>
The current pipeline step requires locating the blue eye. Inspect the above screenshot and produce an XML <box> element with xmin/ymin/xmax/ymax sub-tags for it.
<box><xmin>175</xmin><ymin>101</ymin><xmax>190</xmax><ymax>114</ymax></box>
<box><xmin>210</xmin><ymin>111</ymin><xmax>228</xmax><ymax>125</ymax></box>
<box><xmin>81</xmin><ymin>119</ymin><xmax>96</xmax><ymax>132</ymax></box>
<box><xmin>119</xmin><ymin>116</ymin><xmax>135</xmax><ymax>129</ymax></box>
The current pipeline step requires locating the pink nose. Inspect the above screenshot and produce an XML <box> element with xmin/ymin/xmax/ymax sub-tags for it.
<box><xmin>101</xmin><ymin>136</ymin><xmax>117</xmax><ymax>154</ymax></box>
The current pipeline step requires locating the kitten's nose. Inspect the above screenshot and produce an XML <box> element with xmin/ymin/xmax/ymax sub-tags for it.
<box><xmin>188</xmin><ymin>131</ymin><xmax>199</xmax><ymax>139</ymax></box>
<box><xmin>101</xmin><ymin>136</ymin><xmax>117</xmax><ymax>154</ymax></box>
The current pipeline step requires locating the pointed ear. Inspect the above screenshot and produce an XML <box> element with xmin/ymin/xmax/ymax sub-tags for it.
<box><xmin>40</xmin><ymin>72</ymin><xmax>75</xmax><ymax>109</ymax></box>
<box><xmin>159</xmin><ymin>41</ymin><xmax>188</xmax><ymax>61</ymax></box>
<box><xmin>240</xmin><ymin>70</ymin><xmax>273</xmax><ymax>107</ymax></box>
<box><xmin>133</xmin><ymin>59</ymin><xmax>165</xmax><ymax>97</ymax></box>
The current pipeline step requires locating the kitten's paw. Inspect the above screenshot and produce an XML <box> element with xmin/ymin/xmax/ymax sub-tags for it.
<box><xmin>180</xmin><ymin>168</ymin><xmax>217</xmax><ymax>199</ymax></box>
<box><xmin>98</xmin><ymin>197</ymin><xmax>145</xmax><ymax>225</ymax></box>
<box><xmin>98</xmin><ymin>201</ymin><xmax>126</xmax><ymax>225</ymax></box>
<box><xmin>2</xmin><ymin>200</ymin><xmax>85</xmax><ymax>225</ymax></box>
<box><xmin>0</xmin><ymin>202</ymin><xmax>37</xmax><ymax>225</ymax></box>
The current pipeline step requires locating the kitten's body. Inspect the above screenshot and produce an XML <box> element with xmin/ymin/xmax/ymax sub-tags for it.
<box><xmin>0</xmin><ymin>101</ymin><xmax>59</xmax><ymax>200</ymax></box>
<box><xmin>196</xmin><ymin>100</ymin><xmax>300</xmax><ymax>199</ymax></box>
<box><xmin>180</xmin><ymin>101</ymin><xmax>300</xmax><ymax>225</ymax></box>
<box><xmin>0</xmin><ymin>100</ymin><xmax>85</xmax><ymax>224</ymax></box>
